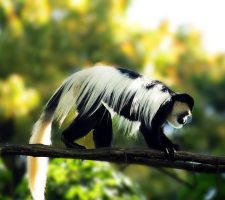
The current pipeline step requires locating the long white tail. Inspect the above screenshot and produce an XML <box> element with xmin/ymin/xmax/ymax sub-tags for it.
<box><xmin>27</xmin><ymin>112</ymin><xmax>53</xmax><ymax>200</ymax></box>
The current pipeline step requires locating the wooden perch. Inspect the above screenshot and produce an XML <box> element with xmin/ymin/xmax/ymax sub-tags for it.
<box><xmin>0</xmin><ymin>144</ymin><xmax>225</xmax><ymax>173</ymax></box>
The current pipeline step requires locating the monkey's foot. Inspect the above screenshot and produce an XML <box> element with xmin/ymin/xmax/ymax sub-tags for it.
<box><xmin>61</xmin><ymin>135</ymin><xmax>86</xmax><ymax>149</ymax></box>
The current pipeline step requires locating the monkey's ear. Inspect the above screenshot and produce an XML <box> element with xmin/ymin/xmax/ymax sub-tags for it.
<box><xmin>172</xmin><ymin>93</ymin><xmax>194</xmax><ymax>110</ymax></box>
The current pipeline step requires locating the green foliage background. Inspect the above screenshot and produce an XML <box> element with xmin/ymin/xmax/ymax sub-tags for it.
<box><xmin>0</xmin><ymin>0</ymin><xmax>225</xmax><ymax>199</ymax></box>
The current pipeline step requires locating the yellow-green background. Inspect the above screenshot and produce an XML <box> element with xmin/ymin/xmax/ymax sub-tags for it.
<box><xmin>0</xmin><ymin>0</ymin><xmax>225</xmax><ymax>199</ymax></box>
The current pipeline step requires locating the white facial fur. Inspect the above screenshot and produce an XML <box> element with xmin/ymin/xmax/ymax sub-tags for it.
<box><xmin>167</xmin><ymin>101</ymin><xmax>192</xmax><ymax>129</ymax></box>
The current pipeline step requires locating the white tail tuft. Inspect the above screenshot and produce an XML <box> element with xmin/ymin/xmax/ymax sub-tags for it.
<box><xmin>27</xmin><ymin>112</ymin><xmax>52</xmax><ymax>200</ymax></box>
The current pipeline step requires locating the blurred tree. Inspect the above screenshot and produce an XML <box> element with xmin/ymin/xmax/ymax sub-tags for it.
<box><xmin>15</xmin><ymin>159</ymin><xmax>145</xmax><ymax>200</ymax></box>
<box><xmin>0</xmin><ymin>75</ymin><xmax>39</xmax><ymax>197</ymax></box>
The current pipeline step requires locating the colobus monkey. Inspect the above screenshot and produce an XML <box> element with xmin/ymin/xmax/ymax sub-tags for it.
<box><xmin>27</xmin><ymin>66</ymin><xmax>194</xmax><ymax>200</ymax></box>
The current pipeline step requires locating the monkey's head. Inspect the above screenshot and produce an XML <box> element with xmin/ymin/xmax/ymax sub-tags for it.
<box><xmin>167</xmin><ymin>93</ymin><xmax>194</xmax><ymax>129</ymax></box>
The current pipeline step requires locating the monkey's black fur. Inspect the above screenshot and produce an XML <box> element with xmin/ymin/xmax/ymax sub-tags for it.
<box><xmin>44</xmin><ymin>67</ymin><xmax>194</xmax><ymax>156</ymax></box>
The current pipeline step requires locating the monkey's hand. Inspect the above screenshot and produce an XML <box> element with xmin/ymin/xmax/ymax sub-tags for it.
<box><xmin>163</xmin><ymin>143</ymin><xmax>180</xmax><ymax>160</ymax></box>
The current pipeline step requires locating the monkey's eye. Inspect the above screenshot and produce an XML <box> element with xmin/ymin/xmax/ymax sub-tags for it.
<box><xmin>177</xmin><ymin>116</ymin><xmax>185</xmax><ymax>124</ymax></box>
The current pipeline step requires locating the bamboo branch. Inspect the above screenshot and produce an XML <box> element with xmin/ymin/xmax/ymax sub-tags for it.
<box><xmin>0</xmin><ymin>144</ymin><xmax>225</xmax><ymax>173</ymax></box>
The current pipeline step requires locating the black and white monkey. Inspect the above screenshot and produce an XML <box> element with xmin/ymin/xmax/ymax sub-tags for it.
<box><xmin>27</xmin><ymin>66</ymin><xmax>194</xmax><ymax>200</ymax></box>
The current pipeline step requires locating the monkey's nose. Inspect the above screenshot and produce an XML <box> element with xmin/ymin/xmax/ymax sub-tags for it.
<box><xmin>186</xmin><ymin>115</ymin><xmax>192</xmax><ymax>124</ymax></box>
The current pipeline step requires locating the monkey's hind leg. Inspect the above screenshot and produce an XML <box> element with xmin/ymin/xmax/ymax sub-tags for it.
<box><xmin>61</xmin><ymin>114</ymin><xmax>98</xmax><ymax>149</ymax></box>
<box><xmin>93</xmin><ymin>109</ymin><xmax>113</xmax><ymax>148</ymax></box>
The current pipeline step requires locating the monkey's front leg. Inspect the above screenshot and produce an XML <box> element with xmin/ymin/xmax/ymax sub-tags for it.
<box><xmin>160</xmin><ymin>130</ymin><xmax>180</xmax><ymax>151</ymax></box>
<box><xmin>140</xmin><ymin>124</ymin><xmax>178</xmax><ymax>158</ymax></box>
<box><xmin>139</xmin><ymin>124</ymin><xmax>163</xmax><ymax>150</ymax></box>
<box><xmin>159</xmin><ymin>130</ymin><xmax>180</xmax><ymax>159</ymax></box>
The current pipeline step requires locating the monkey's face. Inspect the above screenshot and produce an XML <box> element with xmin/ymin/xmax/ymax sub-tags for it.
<box><xmin>167</xmin><ymin>101</ymin><xmax>192</xmax><ymax>129</ymax></box>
